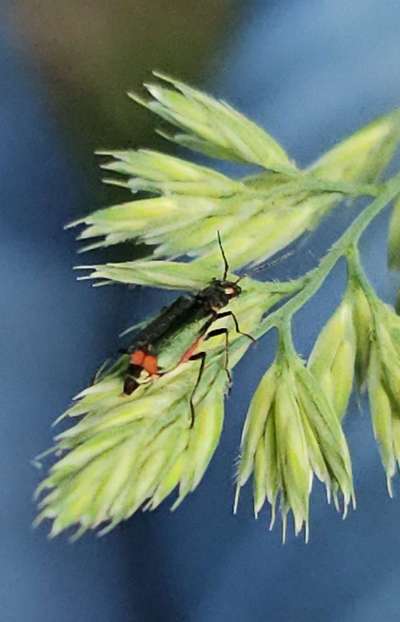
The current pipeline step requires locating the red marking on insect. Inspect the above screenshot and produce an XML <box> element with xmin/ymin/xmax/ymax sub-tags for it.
<box><xmin>143</xmin><ymin>354</ymin><xmax>158</xmax><ymax>375</ymax></box>
<box><xmin>130</xmin><ymin>350</ymin><xmax>146</xmax><ymax>366</ymax></box>
<box><xmin>180</xmin><ymin>336</ymin><xmax>203</xmax><ymax>364</ymax></box>
<box><xmin>129</xmin><ymin>350</ymin><xmax>159</xmax><ymax>375</ymax></box>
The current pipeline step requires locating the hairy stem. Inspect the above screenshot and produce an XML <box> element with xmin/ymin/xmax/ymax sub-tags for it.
<box><xmin>251</xmin><ymin>175</ymin><xmax>381</xmax><ymax>199</ymax></box>
<box><xmin>234</xmin><ymin>170</ymin><xmax>400</xmax><ymax>350</ymax></box>
<box><xmin>346</xmin><ymin>244</ymin><xmax>378</xmax><ymax>302</ymax></box>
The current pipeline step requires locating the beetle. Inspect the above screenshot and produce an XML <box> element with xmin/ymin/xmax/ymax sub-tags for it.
<box><xmin>122</xmin><ymin>233</ymin><xmax>254</xmax><ymax>423</ymax></box>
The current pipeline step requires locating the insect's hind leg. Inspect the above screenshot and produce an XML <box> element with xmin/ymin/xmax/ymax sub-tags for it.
<box><xmin>187</xmin><ymin>351</ymin><xmax>207</xmax><ymax>428</ymax></box>
<box><xmin>187</xmin><ymin>315</ymin><xmax>245</xmax><ymax>425</ymax></box>
<box><xmin>204</xmin><ymin>327</ymin><xmax>232</xmax><ymax>388</ymax></box>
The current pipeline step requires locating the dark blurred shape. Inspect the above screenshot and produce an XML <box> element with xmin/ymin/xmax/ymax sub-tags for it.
<box><xmin>8</xmin><ymin>0</ymin><xmax>235</xmax><ymax>152</ymax></box>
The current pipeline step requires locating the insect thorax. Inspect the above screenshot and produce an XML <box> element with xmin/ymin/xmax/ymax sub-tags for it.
<box><xmin>198</xmin><ymin>279</ymin><xmax>241</xmax><ymax>311</ymax></box>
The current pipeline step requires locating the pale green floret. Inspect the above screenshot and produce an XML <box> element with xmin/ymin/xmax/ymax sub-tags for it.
<box><xmin>310</xmin><ymin>109</ymin><xmax>400</xmax><ymax>184</ymax></box>
<box><xmin>139</xmin><ymin>71</ymin><xmax>296</xmax><ymax>173</ymax></box>
<box><xmin>331</xmin><ymin>341</ymin><xmax>357</xmax><ymax>417</ymax></box>
<box><xmin>236</xmin><ymin>364</ymin><xmax>277</xmax><ymax>487</ymax></box>
<box><xmin>294</xmin><ymin>363</ymin><xmax>354</xmax><ymax>509</ymax></box>
<box><xmin>274</xmin><ymin>371</ymin><xmax>312</xmax><ymax>538</ymax></box>
<box><xmin>36</xmin><ymin>362</ymin><xmax>226</xmax><ymax>536</ymax></box>
<box><xmin>364</xmin><ymin>300</ymin><xmax>400</xmax><ymax>491</ymax></box>
<box><xmin>236</xmin><ymin>349</ymin><xmax>354</xmax><ymax>540</ymax></box>
<box><xmin>308</xmin><ymin>296</ymin><xmax>356</xmax><ymax>421</ymax></box>
<box><xmin>368</xmin><ymin>343</ymin><xmax>396</xmax><ymax>495</ymax></box>
<box><xmin>78</xmin><ymin>260</ymin><xmax>210</xmax><ymax>291</ymax></box>
<box><xmin>378</xmin><ymin>329</ymin><xmax>400</xmax><ymax>405</ymax></box>
<box><xmin>173</xmin><ymin>372</ymin><xmax>226</xmax><ymax>507</ymax></box>
<box><xmin>253</xmin><ymin>436</ymin><xmax>268</xmax><ymax>517</ymax></box>
<box><xmin>263</xmin><ymin>410</ymin><xmax>280</xmax><ymax>525</ymax></box>
<box><xmin>99</xmin><ymin>148</ymin><xmax>246</xmax><ymax>197</ymax></box>
<box><xmin>351</xmin><ymin>285</ymin><xmax>373</xmax><ymax>387</ymax></box>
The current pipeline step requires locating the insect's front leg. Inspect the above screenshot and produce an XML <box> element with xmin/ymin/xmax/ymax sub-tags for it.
<box><xmin>214</xmin><ymin>310</ymin><xmax>255</xmax><ymax>342</ymax></box>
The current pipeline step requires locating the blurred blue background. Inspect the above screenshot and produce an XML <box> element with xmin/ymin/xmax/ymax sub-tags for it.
<box><xmin>2</xmin><ymin>1</ymin><xmax>400</xmax><ymax>620</ymax></box>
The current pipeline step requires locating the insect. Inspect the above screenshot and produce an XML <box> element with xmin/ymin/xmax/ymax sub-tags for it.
<box><xmin>122</xmin><ymin>233</ymin><xmax>254</xmax><ymax>423</ymax></box>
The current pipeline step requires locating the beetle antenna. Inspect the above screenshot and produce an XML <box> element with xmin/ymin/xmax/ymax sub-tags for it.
<box><xmin>217</xmin><ymin>231</ymin><xmax>229</xmax><ymax>281</ymax></box>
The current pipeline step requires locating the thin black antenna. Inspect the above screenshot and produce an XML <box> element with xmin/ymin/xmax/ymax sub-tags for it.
<box><xmin>217</xmin><ymin>231</ymin><xmax>229</xmax><ymax>281</ymax></box>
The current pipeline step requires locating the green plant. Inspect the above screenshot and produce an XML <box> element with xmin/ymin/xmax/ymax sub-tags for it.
<box><xmin>35</xmin><ymin>72</ymin><xmax>400</xmax><ymax>540</ymax></box>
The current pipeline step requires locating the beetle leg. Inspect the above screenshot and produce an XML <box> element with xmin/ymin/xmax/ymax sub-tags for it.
<box><xmin>214</xmin><ymin>310</ymin><xmax>255</xmax><ymax>342</ymax></box>
<box><xmin>187</xmin><ymin>351</ymin><xmax>207</xmax><ymax>427</ymax></box>
<box><xmin>204</xmin><ymin>327</ymin><xmax>232</xmax><ymax>389</ymax></box>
